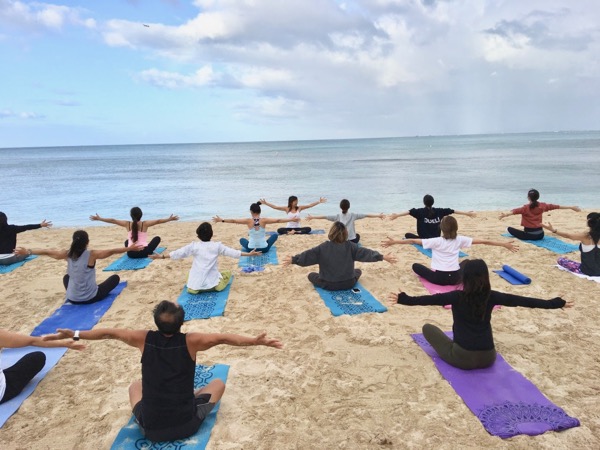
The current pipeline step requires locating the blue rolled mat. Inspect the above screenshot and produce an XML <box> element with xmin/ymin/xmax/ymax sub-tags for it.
<box><xmin>493</xmin><ymin>265</ymin><xmax>531</xmax><ymax>285</ymax></box>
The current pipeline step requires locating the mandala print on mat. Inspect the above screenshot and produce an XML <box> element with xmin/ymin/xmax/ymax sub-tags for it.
<box><xmin>478</xmin><ymin>401</ymin><xmax>580</xmax><ymax>438</ymax></box>
<box><xmin>239</xmin><ymin>253</ymin><xmax>271</xmax><ymax>267</ymax></box>
<box><xmin>182</xmin><ymin>294</ymin><xmax>218</xmax><ymax>320</ymax></box>
<box><xmin>194</xmin><ymin>365</ymin><xmax>217</xmax><ymax>387</ymax></box>
<box><xmin>329</xmin><ymin>290</ymin><xmax>378</xmax><ymax>315</ymax></box>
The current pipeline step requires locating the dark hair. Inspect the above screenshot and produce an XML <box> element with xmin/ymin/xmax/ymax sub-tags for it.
<box><xmin>68</xmin><ymin>230</ymin><xmax>89</xmax><ymax>260</ymax></box>
<box><xmin>587</xmin><ymin>212</ymin><xmax>600</xmax><ymax>245</ymax></box>
<box><xmin>287</xmin><ymin>196</ymin><xmax>298</xmax><ymax>212</ymax></box>
<box><xmin>250</xmin><ymin>202</ymin><xmax>262</xmax><ymax>214</ymax></box>
<box><xmin>0</xmin><ymin>212</ymin><xmax>7</xmax><ymax>232</ymax></box>
<box><xmin>197</xmin><ymin>222</ymin><xmax>213</xmax><ymax>242</ymax></box>
<box><xmin>328</xmin><ymin>221</ymin><xmax>348</xmax><ymax>243</ymax></box>
<box><xmin>528</xmin><ymin>189</ymin><xmax>540</xmax><ymax>210</ymax></box>
<box><xmin>459</xmin><ymin>259</ymin><xmax>491</xmax><ymax>321</ymax></box>
<box><xmin>440</xmin><ymin>216</ymin><xmax>457</xmax><ymax>240</ymax></box>
<box><xmin>340</xmin><ymin>199</ymin><xmax>350</xmax><ymax>214</ymax></box>
<box><xmin>153</xmin><ymin>300</ymin><xmax>184</xmax><ymax>335</ymax></box>
<box><xmin>130</xmin><ymin>207</ymin><xmax>143</xmax><ymax>243</ymax></box>
<box><xmin>423</xmin><ymin>194</ymin><xmax>435</xmax><ymax>218</ymax></box>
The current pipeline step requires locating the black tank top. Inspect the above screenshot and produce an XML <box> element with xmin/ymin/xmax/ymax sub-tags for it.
<box><xmin>141</xmin><ymin>331</ymin><xmax>199</xmax><ymax>441</ymax></box>
<box><xmin>581</xmin><ymin>243</ymin><xmax>600</xmax><ymax>277</ymax></box>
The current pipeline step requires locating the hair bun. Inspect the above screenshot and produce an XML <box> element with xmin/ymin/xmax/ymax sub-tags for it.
<box><xmin>256</xmin><ymin>201</ymin><xmax>262</xmax><ymax>205</ymax></box>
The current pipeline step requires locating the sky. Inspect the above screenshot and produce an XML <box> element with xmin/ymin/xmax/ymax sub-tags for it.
<box><xmin>1</xmin><ymin>0</ymin><xmax>599</xmax><ymax>148</ymax></box>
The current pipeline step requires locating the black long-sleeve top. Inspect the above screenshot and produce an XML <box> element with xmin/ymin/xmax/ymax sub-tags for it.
<box><xmin>0</xmin><ymin>224</ymin><xmax>42</xmax><ymax>253</ymax></box>
<box><xmin>291</xmin><ymin>241</ymin><xmax>383</xmax><ymax>283</ymax></box>
<box><xmin>398</xmin><ymin>290</ymin><xmax>565</xmax><ymax>351</ymax></box>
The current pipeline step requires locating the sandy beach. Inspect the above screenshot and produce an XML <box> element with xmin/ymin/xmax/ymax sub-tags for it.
<box><xmin>0</xmin><ymin>210</ymin><xmax>598</xmax><ymax>450</ymax></box>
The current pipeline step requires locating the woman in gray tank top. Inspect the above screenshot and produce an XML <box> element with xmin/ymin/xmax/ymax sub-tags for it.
<box><xmin>15</xmin><ymin>230</ymin><xmax>143</xmax><ymax>304</ymax></box>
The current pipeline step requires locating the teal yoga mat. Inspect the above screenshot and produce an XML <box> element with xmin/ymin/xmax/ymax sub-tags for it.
<box><xmin>177</xmin><ymin>277</ymin><xmax>234</xmax><ymax>321</ymax></box>
<box><xmin>0</xmin><ymin>255</ymin><xmax>38</xmax><ymax>274</ymax></box>
<box><xmin>501</xmin><ymin>234</ymin><xmax>577</xmax><ymax>254</ymax></box>
<box><xmin>111</xmin><ymin>364</ymin><xmax>230</xmax><ymax>450</ymax></box>
<box><xmin>238</xmin><ymin>245</ymin><xmax>278</xmax><ymax>267</ymax></box>
<box><xmin>314</xmin><ymin>282</ymin><xmax>387</xmax><ymax>316</ymax></box>
<box><xmin>103</xmin><ymin>248</ymin><xmax>165</xmax><ymax>271</ymax></box>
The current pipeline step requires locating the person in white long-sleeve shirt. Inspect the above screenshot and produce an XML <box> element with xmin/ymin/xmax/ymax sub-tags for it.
<box><xmin>151</xmin><ymin>222</ymin><xmax>259</xmax><ymax>293</ymax></box>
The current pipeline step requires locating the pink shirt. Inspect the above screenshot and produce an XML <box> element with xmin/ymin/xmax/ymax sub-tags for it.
<box><xmin>511</xmin><ymin>202</ymin><xmax>559</xmax><ymax>228</ymax></box>
<box><xmin>127</xmin><ymin>230</ymin><xmax>148</xmax><ymax>247</ymax></box>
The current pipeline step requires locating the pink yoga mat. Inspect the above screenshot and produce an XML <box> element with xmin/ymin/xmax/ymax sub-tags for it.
<box><xmin>417</xmin><ymin>276</ymin><xmax>500</xmax><ymax>310</ymax></box>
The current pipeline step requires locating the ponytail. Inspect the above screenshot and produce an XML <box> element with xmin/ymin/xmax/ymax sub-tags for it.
<box><xmin>528</xmin><ymin>189</ymin><xmax>540</xmax><ymax>210</ymax></box>
<box><xmin>588</xmin><ymin>212</ymin><xmax>600</xmax><ymax>245</ymax></box>
<box><xmin>130</xmin><ymin>207</ymin><xmax>143</xmax><ymax>243</ymax></box>
<box><xmin>68</xmin><ymin>230</ymin><xmax>89</xmax><ymax>260</ymax></box>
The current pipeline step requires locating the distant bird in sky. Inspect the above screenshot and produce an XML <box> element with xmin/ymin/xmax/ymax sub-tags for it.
<box><xmin>143</xmin><ymin>24</ymin><xmax>150</xmax><ymax>27</ymax></box>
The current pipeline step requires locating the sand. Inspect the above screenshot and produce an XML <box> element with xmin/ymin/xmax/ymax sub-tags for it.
<box><xmin>0</xmin><ymin>210</ymin><xmax>599</xmax><ymax>449</ymax></box>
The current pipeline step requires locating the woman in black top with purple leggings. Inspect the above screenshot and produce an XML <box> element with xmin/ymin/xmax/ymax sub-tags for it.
<box><xmin>388</xmin><ymin>259</ymin><xmax>573</xmax><ymax>370</ymax></box>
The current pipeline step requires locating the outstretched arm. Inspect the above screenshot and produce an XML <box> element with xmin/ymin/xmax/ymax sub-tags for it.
<box><xmin>43</xmin><ymin>328</ymin><xmax>147</xmax><ymax>352</ymax></box>
<box><xmin>454</xmin><ymin>210</ymin><xmax>477</xmax><ymax>218</ymax></box>
<box><xmin>14</xmin><ymin>247</ymin><xmax>68</xmax><ymax>260</ymax></box>
<box><xmin>365</xmin><ymin>213</ymin><xmax>385</xmax><ymax>220</ymax></box>
<box><xmin>543</xmin><ymin>223</ymin><xmax>588</xmax><ymax>242</ymax></box>
<box><xmin>472</xmin><ymin>239</ymin><xmax>518</xmax><ymax>252</ymax></box>
<box><xmin>306</xmin><ymin>214</ymin><xmax>326</xmax><ymax>221</ymax></box>
<box><xmin>212</xmin><ymin>216</ymin><xmax>250</xmax><ymax>225</ymax></box>
<box><xmin>258</xmin><ymin>199</ymin><xmax>287</xmax><ymax>212</ymax></box>
<box><xmin>89</xmin><ymin>214</ymin><xmax>129</xmax><ymax>228</ymax></box>
<box><xmin>498</xmin><ymin>211</ymin><xmax>514</xmax><ymax>220</ymax></box>
<box><xmin>298</xmin><ymin>197</ymin><xmax>327</xmax><ymax>211</ymax></box>
<box><xmin>381</xmin><ymin>237</ymin><xmax>422</xmax><ymax>248</ymax></box>
<box><xmin>388</xmin><ymin>211</ymin><xmax>410</xmax><ymax>220</ymax></box>
<box><xmin>559</xmin><ymin>205</ymin><xmax>581</xmax><ymax>212</ymax></box>
<box><xmin>188</xmin><ymin>331</ymin><xmax>283</xmax><ymax>353</ymax></box>
<box><xmin>143</xmin><ymin>214</ymin><xmax>179</xmax><ymax>228</ymax></box>
<box><xmin>0</xmin><ymin>329</ymin><xmax>85</xmax><ymax>351</ymax></box>
<box><xmin>262</xmin><ymin>217</ymin><xmax>299</xmax><ymax>225</ymax></box>
<box><xmin>90</xmin><ymin>243</ymin><xmax>144</xmax><ymax>262</ymax></box>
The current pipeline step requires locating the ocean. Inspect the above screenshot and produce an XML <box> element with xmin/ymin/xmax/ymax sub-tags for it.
<box><xmin>2</xmin><ymin>131</ymin><xmax>598</xmax><ymax>227</ymax></box>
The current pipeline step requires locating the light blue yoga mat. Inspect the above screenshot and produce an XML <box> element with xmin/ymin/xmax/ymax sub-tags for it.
<box><xmin>103</xmin><ymin>248</ymin><xmax>165</xmax><ymax>271</ymax></box>
<box><xmin>502</xmin><ymin>234</ymin><xmax>578</xmax><ymax>254</ymax></box>
<box><xmin>177</xmin><ymin>277</ymin><xmax>234</xmax><ymax>321</ymax></box>
<box><xmin>493</xmin><ymin>265</ymin><xmax>531</xmax><ymax>285</ymax></box>
<box><xmin>0</xmin><ymin>347</ymin><xmax>67</xmax><ymax>428</ymax></box>
<box><xmin>0</xmin><ymin>255</ymin><xmax>38</xmax><ymax>274</ymax></box>
<box><xmin>111</xmin><ymin>364</ymin><xmax>230</xmax><ymax>450</ymax></box>
<box><xmin>31</xmin><ymin>282</ymin><xmax>128</xmax><ymax>336</ymax></box>
<box><xmin>238</xmin><ymin>245</ymin><xmax>278</xmax><ymax>267</ymax></box>
<box><xmin>0</xmin><ymin>282</ymin><xmax>127</xmax><ymax>428</ymax></box>
<box><xmin>314</xmin><ymin>282</ymin><xmax>387</xmax><ymax>316</ymax></box>
<box><xmin>412</xmin><ymin>244</ymin><xmax>468</xmax><ymax>258</ymax></box>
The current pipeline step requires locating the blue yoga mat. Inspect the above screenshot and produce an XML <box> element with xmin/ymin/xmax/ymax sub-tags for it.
<box><xmin>111</xmin><ymin>364</ymin><xmax>230</xmax><ymax>450</ymax></box>
<box><xmin>0</xmin><ymin>282</ymin><xmax>127</xmax><ymax>428</ymax></box>
<box><xmin>412</xmin><ymin>332</ymin><xmax>579</xmax><ymax>438</ymax></box>
<box><xmin>238</xmin><ymin>245</ymin><xmax>278</xmax><ymax>267</ymax></box>
<box><xmin>502</xmin><ymin>234</ymin><xmax>578</xmax><ymax>254</ymax></box>
<box><xmin>493</xmin><ymin>265</ymin><xmax>531</xmax><ymax>285</ymax></box>
<box><xmin>314</xmin><ymin>282</ymin><xmax>387</xmax><ymax>316</ymax></box>
<box><xmin>0</xmin><ymin>255</ymin><xmax>38</xmax><ymax>274</ymax></box>
<box><xmin>31</xmin><ymin>282</ymin><xmax>128</xmax><ymax>336</ymax></box>
<box><xmin>177</xmin><ymin>277</ymin><xmax>234</xmax><ymax>321</ymax></box>
<box><xmin>103</xmin><ymin>248</ymin><xmax>165</xmax><ymax>271</ymax></box>
<box><xmin>0</xmin><ymin>347</ymin><xmax>67</xmax><ymax>428</ymax></box>
<box><xmin>412</xmin><ymin>244</ymin><xmax>468</xmax><ymax>259</ymax></box>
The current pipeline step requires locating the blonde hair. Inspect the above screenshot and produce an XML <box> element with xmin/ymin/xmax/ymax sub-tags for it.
<box><xmin>328</xmin><ymin>221</ymin><xmax>348</xmax><ymax>243</ymax></box>
<box><xmin>440</xmin><ymin>216</ymin><xmax>458</xmax><ymax>240</ymax></box>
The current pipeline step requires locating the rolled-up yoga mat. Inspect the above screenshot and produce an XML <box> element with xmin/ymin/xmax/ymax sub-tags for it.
<box><xmin>493</xmin><ymin>265</ymin><xmax>531</xmax><ymax>285</ymax></box>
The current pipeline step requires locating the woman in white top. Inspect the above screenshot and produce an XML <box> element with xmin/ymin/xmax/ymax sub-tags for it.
<box><xmin>0</xmin><ymin>329</ymin><xmax>84</xmax><ymax>404</ymax></box>
<box><xmin>308</xmin><ymin>199</ymin><xmax>384</xmax><ymax>243</ymax></box>
<box><xmin>260</xmin><ymin>196</ymin><xmax>326</xmax><ymax>235</ymax></box>
<box><xmin>152</xmin><ymin>222</ymin><xmax>259</xmax><ymax>294</ymax></box>
<box><xmin>90</xmin><ymin>207</ymin><xmax>179</xmax><ymax>258</ymax></box>
<box><xmin>382</xmin><ymin>216</ymin><xmax>517</xmax><ymax>285</ymax></box>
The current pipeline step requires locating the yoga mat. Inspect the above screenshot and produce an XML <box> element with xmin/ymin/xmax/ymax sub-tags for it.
<box><xmin>31</xmin><ymin>282</ymin><xmax>127</xmax><ymax>336</ymax></box>
<box><xmin>177</xmin><ymin>277</ymin><xmax>234</xmax><ymax>321</ymax></box>
<box><xmin>555</xmin><ymin>264</ymin><xmax>600</xmax><ymax>283</ymax></box>
<box><xmin>493</xmin><ymin>265</ymin><xmax>531</xmax><ymax>285</ymax></box>
<box><xmin>0</xmin><ymin>347</ymin><xmax>67</xmax><ymax>428</ymax></box>
<box><xmin>103</xmin><ymin>248</ymin><xmax>166</xmax><ymax>271</ymax></box>
<box><xmin>418</xmin><ymin>276</ymin><xmax>463</xmax><ymax>295</ymax></box>
<box><xmin>502</xmin><ymin>234</ymin><xmax>578</xmax><ymax>254</ymax></box>
<box><xmin>111</xmin><ymin>364</ymin><xmax>230</xmax><ymax>450</ymax></box>
<box><xmin>266</xmin><ymin>229</ymin><xmax>325</xmax><ymax>236</ymax></box>
<box><xmin>411</xmin><ymin>332</ymin><xmax>579</xmax><ymax>438</ymax></box>
<box><xmin>238</xmin><ymin>245</ymin><xmax>278</xmax><ymax>267</ymax></box>
<box><xmin>0</xmin><ymin>282</ymin><xmax>127</xmax><ymax>428</ymax></box>
<box><xmin>314</xmin><ymin>282</ymin><xmax>387</xmax><ymax>316</ymax></box>
<box><xmin>412</xmin><ymin>244</ymin><xmax>468</xmax><ymax>259</ymax></box>
<box><xmin>0</xmin><ymin>255</ymin><xmax>38</xmax><ymax>274</ymax></box>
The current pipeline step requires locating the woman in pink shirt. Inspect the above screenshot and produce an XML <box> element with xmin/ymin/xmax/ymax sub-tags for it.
<box><xmin>90</xmin><ymin>207</ymin><xmax>179</xmax><ymax>258</ymax></box>
<box><xmin>499</xmin><ymin>189</ymin><xmax>580</xmax><ymax>241</ymax></box>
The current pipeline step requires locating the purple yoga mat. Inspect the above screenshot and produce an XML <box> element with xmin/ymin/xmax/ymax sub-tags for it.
<box><xmin>411</xmin><ymin>333</ymin><xmax>579</xmax><ymax>438</ymax></box>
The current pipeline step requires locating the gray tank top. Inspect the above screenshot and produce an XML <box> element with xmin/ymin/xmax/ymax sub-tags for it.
<box><xmin>66</xmin><ymin>249</ymin><xmax>98</xmax><ymax>302</ymax></box>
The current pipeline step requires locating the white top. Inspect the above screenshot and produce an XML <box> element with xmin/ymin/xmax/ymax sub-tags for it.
<box><xmin>325</xmin><ymin>212</ymin><xmax>366</xmax><ymax>240</ymax></box>
<box><xmin>0</xmin><ymin>353</ymin><xmax>5</xmax><ymax>401</ymax></box>
<box><xmin>169</xmin><ymin>241</ymin><xmax>241</xmax><ymax>290</ymax></box>
<box><xmin>581</xmin><ymin>243</ymin><xmax>599</xmax><ymax>252</ymax></box>
<box><xmin>287</xmin><ymin>211</ymin><xmax>301</xmax><ymax>228</ymax></box>
<box><xmin>422</xmin><ymin>235</ymin><xmax>473</xmax><ymax>271</ymax></box>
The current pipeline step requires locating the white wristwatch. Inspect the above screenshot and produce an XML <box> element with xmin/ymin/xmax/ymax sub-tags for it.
<box><xmin>73</xmin><ymin>330</ymin><xmax>80</xmax><ymax>341</ymax></box>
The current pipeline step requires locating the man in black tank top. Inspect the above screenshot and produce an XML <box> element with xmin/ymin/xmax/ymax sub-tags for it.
<box><xmin>45</xmin><ymin>301</ymin><xmax>283</xmax><ymax>442</ymax></box>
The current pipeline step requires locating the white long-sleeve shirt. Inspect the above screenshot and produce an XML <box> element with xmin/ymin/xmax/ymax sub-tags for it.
<box><xmin>169</xmin><ymin>241</ymin><xmax>241</xmax><ymax>290</ymax></box>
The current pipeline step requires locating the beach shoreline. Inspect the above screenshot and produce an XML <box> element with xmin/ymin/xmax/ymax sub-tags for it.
<box><xmin>0</xmin><ymin>210</ymin><xmax>598</xmax><ymax>449</ymax></box>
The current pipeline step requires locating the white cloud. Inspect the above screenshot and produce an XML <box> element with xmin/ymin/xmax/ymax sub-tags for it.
<box><xmin>0</xmin><ymin>0</ymin><xmax>96</xmax><ymax>32</ymax></box>
<box><xmin>0</xmin><ymin>109</ymin><xmax>45</xmax><ymax>119</ymax></box>
<box><xmin>137</xmin><ymin>66</ymin><xmax>216</xmax><ymax>89</ymax></box>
